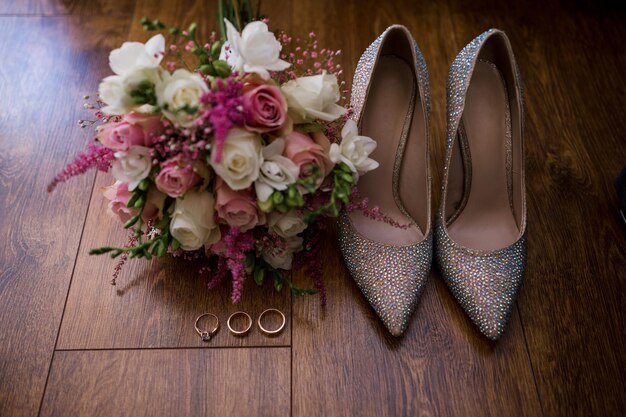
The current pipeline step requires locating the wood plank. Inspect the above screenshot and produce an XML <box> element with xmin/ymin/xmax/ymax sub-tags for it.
<box><xmin>0</xmin><ymin>0</ymin><xmax>136</xmax><ymax>16</ymax></box>
<box><xmin>40</xmin><ymin>348</ymin><xmax>290</xmax><ymax>417</ymax></box>
<box><xmin>291</xmin><ymin>2</ymin><xmax>543</xmax><ymax>416</ymax></box>
<box><xmin>0</xmin><ymin>16</ymin><xmax>130</xmax><ymax>417</ymax></box>
<box><xmin>57</xmin><ymin>0</ymin><xmax>294</xmax><ymax>349</ymax></box>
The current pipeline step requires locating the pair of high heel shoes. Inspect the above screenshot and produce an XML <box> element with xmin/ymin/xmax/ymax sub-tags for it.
<box><xmin>338</xmin><ymin>26</ymin><xmax>526</xmax><ymax>340</ymax></box>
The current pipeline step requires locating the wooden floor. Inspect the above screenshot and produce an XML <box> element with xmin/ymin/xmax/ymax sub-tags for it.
<box><xmin>1</xmin><ymin>0</ymin><xmax>625</xmax><ymax>416</ymax></box>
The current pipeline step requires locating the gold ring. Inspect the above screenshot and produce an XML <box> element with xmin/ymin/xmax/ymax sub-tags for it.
<box><xmin>227</xmin><ymin>311</ymin><xmax>252</xmax><ymax>336</ymax></box>
<box><xmin>194</xmin><ymin>313</ymin><xmax>219</xmax><ymax>342</ymax></box>
<box><xmin>257</xmin><ymin>308</ymin><xmax>286</xmax><ymax>336</ymax></box>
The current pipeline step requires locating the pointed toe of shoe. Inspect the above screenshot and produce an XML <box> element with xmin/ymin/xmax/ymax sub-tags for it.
<box><xmin>435</xmin><ymin>222</ymin><xmax>527</xmax><ymax>340</ymax></box>
<box><xmin>338</xmin><ymin>214</ymin><xmax>432</xmax><ymax>337</ymax></box>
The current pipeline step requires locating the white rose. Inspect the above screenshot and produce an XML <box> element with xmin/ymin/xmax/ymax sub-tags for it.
<box><xmin>170</xmin><ymin>191</ymin><xmax>220</xmax><ymax>251</ymax></box>
<box><xmin>329</xmin><ymin>119</ymin><xmax>379</xmax><ymax>179</ymax></box>
<box><xmin>255</xmin><ymin>138</ymin><xmax>299</xmax><ymax>202</ymax></box>
<box><xmin>111</xmin><ymin>146</ymin><xmax>152</xmax><ymax>190</ymax></box>
<box><xmin>223</xmin><ymin>19</ymin><xmax>290</xmax><ymax>80</ymax></box>
<box><xmin>157</xmin><ymin>69</ymin><xmax>209</xmax><ymax>127</ymax></box>
<box><xmin>109</xmin><ymin>34</ymin><xmax>165</xmax><ymax>76</ymax></box>
<box><xmin>262</xmin><ymin>235</ymin><xmax>303</xmax><ymax>270</ymax></box>
<box><xmin>210</xmin><ymin>128</ymin><xmax>262</xmax><ymax>190</ymax></box>
<box><xmin>281</xmin><ymin>71</ymin><xmax>346</xmax><ymax>123</ymax></box>
<box><xmin>268</xmin><ymin>210</ymin><xmax>307</xmax><ymax>238</ymax></box>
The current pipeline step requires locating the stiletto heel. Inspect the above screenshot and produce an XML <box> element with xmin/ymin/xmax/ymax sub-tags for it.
<box><xmin>436</xmin><ymin>29</ymin><xmax>526</xmax><ymax>341</ymax></box>
<box><xmin>338</xmin><ymin>25</ymin><xmax>432</xmax><ymax>336</ymax></box>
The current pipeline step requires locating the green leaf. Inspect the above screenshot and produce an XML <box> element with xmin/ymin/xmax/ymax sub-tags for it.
<box><xmin>126</xmin><ymin>192</ymin><xmax>140</xmax><ymax>208</ymax></box>
<box><xmin>245</xmin><ymin>252</ymin><xmax>256</xmax><ymax>273</ymax></box>
<box><xmin>210</xmin><ymin>41</ymin><xmax>222</xmax><ymax>59</ymax></box>
<box><xmin>341</xmin><ymin>172</ymin><xmax>354</xmax><ymax>184</ymax></box>
<box><xmin>188</xmin><ymin>22</ymin><xmax>198</xmax><ymax>38</ymax></box>
<box><xmin>271</xmin><ymin>191</ymin><xmax>284</xmax><ymax>205</ymax></box>
<box><xmin>199</xmin><ymin>64</ymin><xmax>216</xmax><ymax>76</ymax></box>
<box><xmin>292</xmin><ymin>287</ymin><xmax>319</xmax><ymax>297</ymax></box>
<box><xmin>213</xmin><ymin>60</ymin><xmax>232</xmax><ymax>78</ymax></box>
<box><xmin>258</xmin><ymin>197</ymin><xmax>273</xmax><ymax>213</ymax></box>
<box><xmin>156</xmin><ymin>240</ymin><xmax>167</xmax><ymax>257</ymax></box>
<box><xmin>273</xmin><ymin>271</ymin><xmax>284</xmax><ymax>291</ymax></box>
<box><xmin>133</xmin><ymin>196</ymin><xmax>145</xmax><ymax>208</ymax></box>
<box><xmin>171</xmin><ymin>238</ymin><xmax>180</xmax><ymax>251</ymax></box>
<box><xmin>254</xmin><ymin>268</ymin><xmax>265</xmax><ymax>286</ymax></box>
<box><xmin>89</xmin><ymin>247</ymin><xmax>114</xmax><ymax>255</ymax></box>
<box><xmin>339</xmin><ymin>162</ymin><xmax>353</xmax><ymax>173</ymax></box>
<box><xmin>124</xmin><ymin>214</ymin><xmax>140</xmax><ymax>229</ymax></box>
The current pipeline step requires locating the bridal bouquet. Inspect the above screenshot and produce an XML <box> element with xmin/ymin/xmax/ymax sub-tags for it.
<box><xmin>49</xmin><ymin>11</ymin><xmax>378</xmax><ymax>303</ymax></box>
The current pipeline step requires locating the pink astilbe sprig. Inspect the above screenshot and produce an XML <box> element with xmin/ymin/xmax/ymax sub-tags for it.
<box><xmin>198</xmin><ymin>75</ymin><xmax>246</xmax><ymax>163</ymax></box>
<box><xmin>221</xmin><ymin>227</ymin><xmax>256</xmax><ymax>303</ymax></box>
<box><xmin>47</xmin><ymin>143</ymin><xmax>115</xmax><ymax>192</ymax></box>
<box><xmin>347</xmin><ymin>187</ymin><xmax>413</xmax><ymax>230</ymax></box>
<box><xmin>207</xmin><ymin>256</ymin><xmax>229</xmax><ymax>289</ymax></box>
<box><xmin>296</xmin><ymin>224</ymin><xmax>327</xmax><ymax>305</ymax></box>
<box><xmin>110</xmin><ymin>231</ymin><xmax>139</xmax><ymax>286</ymax></box>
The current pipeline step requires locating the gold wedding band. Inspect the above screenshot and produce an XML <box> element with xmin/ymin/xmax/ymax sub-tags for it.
<box><xmin>194</xmin><ymin>313</ymin><xmax>219</xmax><ymax>342</ymax></box>
<box><xmin>257</xmin><ymin>308</ymin><xmax>286</xmax><ymax>336</ymax></box>
<box><xmin>227</xmin><ymin>311</ymin><xmax>252</xmax><ymax>336</ymax></box>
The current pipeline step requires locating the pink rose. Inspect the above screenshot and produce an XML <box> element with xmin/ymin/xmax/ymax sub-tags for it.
<box><xmin>103</xmin><ymin>181</ymin><xmax>135</xmax><ymax>223</ymax></box>
<box><xmin>284</xmin><ymin>130</ymin><xmax>334</xmax><ymax>187</ymax></box>
<box><xmin>97</xmin><ymin>112</ymin><xmax>163</xmax><ymax>151</ymax></box>
<box><xmin>215</xmin><ymin>179</ymin><xmax>264</xmax><ymax>232</ymax></box>
<box><xmin>243</xmin><ymin>84</ymin><xmax>288</xmax><ymax>134</ymax></box>
<box><xmin>155</xmin><ymin>156</ymin><xmax>201</xmax><ymax>198</ymax></box>
<box><xmin>124</xmin><ymin>113</ymin><xmax>164</xmax><ymax>146</ymax></box>
<box><xmin>103</xmin><ymin>182</ymin><xmax>166</xmax><ymax>224</ymax></box>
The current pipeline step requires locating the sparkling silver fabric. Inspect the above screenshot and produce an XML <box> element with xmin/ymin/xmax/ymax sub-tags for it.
<box><xmin>350</xmin><ymin>25</ymin><xmax>431</xmax><ymax>123</ymax></box>
<box><xmin>338</xmin><ymin>25</ymin><xmax>432</xmax><ymax>337</ymax></box>
<box><xmin>338</xmin><ymin>214</ymin><xmax>432</xmax><ymax>337</ymax></box>
<box><xmin>435</xmin><ymin>29</ymin><xmax>527</xmax><ymax>341</ymax></box>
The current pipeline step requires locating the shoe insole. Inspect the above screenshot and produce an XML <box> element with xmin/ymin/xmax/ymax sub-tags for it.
<box><xmin>349</xmin><ymin>55</ymin><xmax>425</xmax><ymax>246</ymax></box>
<box><xmin>447</xmin><ymin>60</ymin><xmax>519</xmax><ymax>250</ymax></box>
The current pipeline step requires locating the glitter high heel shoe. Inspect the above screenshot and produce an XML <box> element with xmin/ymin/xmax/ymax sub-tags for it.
<box><xmin>337</xmin><ymin>25</ymin><xmax>432</xmax><ymax>337</ymax></box>
<box><xmin>435</xmin><ymin>29</ymin><xmax>526</xmax><ymax>341</ymax></box>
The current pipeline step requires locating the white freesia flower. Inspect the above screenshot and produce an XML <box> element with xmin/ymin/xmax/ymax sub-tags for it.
<box><xmin>210</xmin><ymin>128</ymin><xmax>262</xmax><ymax>190</ymax></box>
<box><xmin>329</xmin><ymin>119</ymin><xmax>379</xmax><ymax>179</ymax></box>
<box><xmin>281</xmin><ymin>71</ymin><xmax>346</xmax><ymax>123</ymax></box>
<box><xmin>157</xmin><ymin>69</ymin><xmax>209</xmax><ymax>127</ymax></box>
<box><xmin>255</xmin><ymin>139</ymin><xmax>299</xmax><ymax>202</ymax></box>
<box><xmin>111</xmin><ymin>146</ymin><xmax>152</xmax><ymax>190</ymax></box>
<box><xmin>100</xmin><ymin>35</ymin><xmax>166</xmax><ymax>115</ymax></box>
<box><xmin>99</xmin><ymin>75</ymin><xmax>133</xmax><ymax>115</ymax></box>
<box><xmin>170</xmin><ymin>191</ymin><xmax>220</xmax><ymax>251</ymax></box>
<box><xmin>109</xmin><ymin>34</ymin><xmax>165</xmax><ymax>76</ymax></box>
<box><xmin>219</xmin><ymin>41</ymin><xmax>239</xmax><ymax>69</ymax></box>
<box><xmin>268</xmin><ymin>210</ymin><xmax>307</xmax><ymax>238</ymax></box>
<box><xmin>262</xmin><ymin>235</ymin><xmax>303</xmax><ymax>270</ymax></box>
<box><xmin>222</xmin><ymin>19</ymin><xmax>290</xmax><ymax>79</ymax></box>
